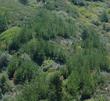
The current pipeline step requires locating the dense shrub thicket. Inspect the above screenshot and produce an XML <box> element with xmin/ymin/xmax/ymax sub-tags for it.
<box><xmin>8</xmin><ymin>55</ymin><xmax>38</xmax><ymax>84</ymax></box>
<box><xmin>19</xmin><ymin>0</ymin><xmax>28</xmax><ymax>5</ymax></box>
<box><xmin>32</xmin><ymin>9</ymin><xmax>78</xmax><ymax>39</ymax></box>
<box><xmin>21</xmin><ymin>39</ymin><xmax>67</xmax><ymax>65</ymax></box>
<box><xmin>0</xmin><ymin>15</ymin><xmax>7</xmax><ymax>33</ymax></box>
<box><xmin>0</xmin><ymin>0</ymin><xmax>110</xmax><ymax>101</ymax></box>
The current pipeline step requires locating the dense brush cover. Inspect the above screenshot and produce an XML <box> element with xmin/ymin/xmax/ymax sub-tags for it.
<box><xmin>0</xmin><ymin>0</ymin><xmax>110</xmax><ymax>101</ymax></box>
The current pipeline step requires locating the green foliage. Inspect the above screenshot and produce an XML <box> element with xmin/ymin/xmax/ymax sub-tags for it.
<box><xmin>81</xmin><ymin>26</ymin><xmax>109</xmax><ymax>71</ymax></box>
<box><xmin>95</xmin><ymin>95</ymin><xmax>107</xmax><ymax>101</ymax></box>
<box><xmin>22</xmin><ymin>39</ymin><xmax>67</xmax><ymax>65</ymax></box>
<box><xmin>81</xmin><ymin>26</ymin><xmax>101</xmax><ymax>48</ymax></box>
<box><xmin>100</xmin><ymin>11</ymin><xmax>109</xmax><ymax>22</ymax></box>
<box><xmin>0</xmin><ymin>52</ymin><xmax>11</xmax><ymax>71</ymax></box>
<box><xmin>14</xmin><ymin>60</ymin><xmax>38</xmax><ymax>84</ymax></box>
<box><xmin>66</xmin><ymin>71</ymin><xmax>80</xmax><ymax>97</ymax></box>
<box><xmin>66</xmin><ymin>52</ymin><xmax>99</xmax><ymax>100</ymax></box>
<box><xmin>0</xmin><ymin>75</ymin><xmax>11</xmax><ymax>96</ymax></box>
<box><xmin>37</xmin><ymin>0</ymin><xmax>45</xmax><ymax>2</ymax></box>
<box><xmin>8</xmin><ymin>28</ymin><xmax>33</xmax><ymax>52</ymax></box>
<box><xmin>48</xmin><ymin>72</ymin><xmax>62</xmax><ymax>101</ymax></box>
<box><xmin>0</xmin><ymin>27</ymin><xmax>21</xmax><ymax>39</ymax></box>
<box><xmin>33</xmin><ymin>9</ymin><xmax>78</xmax><ymax>39</ymax></box>
<box><xmin>19</xmin><ymin>0</ymin><xmax>28</xmax><ymax>5</ymax></box>
<box><xmin>44</xmin><ymin>0</ymin><xmax>79</xmax><ymax>17</ymax></box>
<box><xmin>70</xmin><ymin>0</ymin><xmax>85</xmax><ymax>6</ymax></box>
<box><xmin>7</xmin><ymin>56</ymin><xmax>19</xmax><ymax>79</ymax></box>
<box><xmin>0</xmin><ymin>27</ymin><xmax>22</xmax><ymax>50</ymax></box>
<box><xmin>0</xmin><ymin>0</ymin><xmax>110</xmax><ymax>101</ymax></box>
<box><xmin>66</xmin><ymin>25</ymin><xmax>108</xmax><ymax>100</ymax></box>
<box><xmin>17</xmin><ymin>72</ymin><xmax>62</xmax><ymax>101</ymax></box>
<box><xmin>0</xmin><ymin>15</ymin><xmax>7</xmax><ymax>33</ymax></box>
<box><xmin>17</xmin><ymin>73</ymin><xmax>49</xmax><ymax>101</ymax></box>
<box><xmin>8</xmin><ymin>54</ymin><xmax>38</xmax><ymax>84</ymax></box>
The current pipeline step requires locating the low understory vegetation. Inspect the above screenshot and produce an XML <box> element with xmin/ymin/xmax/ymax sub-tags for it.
<box><xmin>0</xmin><ymin>0</ymin><xmax>110</xmax><ymax>101</ymax></box>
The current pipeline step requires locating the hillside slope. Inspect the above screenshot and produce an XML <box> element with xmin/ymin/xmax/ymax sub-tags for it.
<box><xmin>0</xmin><ymin>0</ymin><xmax>110</xmax><ymax>101</ymax></box>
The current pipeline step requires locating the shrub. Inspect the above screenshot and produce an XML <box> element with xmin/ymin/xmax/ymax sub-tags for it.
<box><xmin>70</xmin><ymin>0</ymin><xmax>85</xmax><ymax>6</ymax></box>
<box><xmin>0</xmin><ymin>52</ymin><xmax>11</xmax><ymax>71</ymax></box>
<box><xmin>7</xmin><ymin>56</ymin><xmax>19</xmax><ymax>79</ymax></box>
<box><xmin>13</xmin><ymin>60</ymin><xmax>38</xmax><ymax>84</ymax></box>
<box><xmin>44</xmin><ymin>0</ymin><xmax>79</xmax><ymax>18</ymax></box>
<box><xmin>0</xmin><ymin>27</ymin><xmax>22</xmax><ymax>50</ymax></box>
<box><xmin>36</xmin><ymin>0</ymin><xmax>46</xmax><ymax>2</ymax></box>
<box><xmin>95</xmin><ymin>95</ymin><xmax>107</xmax><ymax>101</ymax></box>
<box><xmin>48</xmin><ymin>72</ymin><xmax>62</xmax><ymax>101</ymax></box>
<box><xmin>17</xmin><ymin>73</ymin><xmax>49</xmax><ymax>101</ymax></box>
<box><xmin>81</xmin><ymin>26</ymin><xmax>100</xmax><ymax>49</ymax></box>
<box><xmin>100</xmin><ymin>11</ymin><xmax>109</xmax><ymax>22</ymax></box>
<box><xmin>0</xmin><ymin>15</ymin><xmax>7</xmax><ymax>33</ymax></box>
<box><xmin>66</xmin><ymin>59</ymin><xmax>98</xmax><ymax>100</ymax></box>
<box><xmin>33</xmin><ymin>9</ymin><xmax>78</xmax><ymax>39</ymax></box>
<box><xmin>18</xmin><ymin>0</ymin><xmax>28</xmax><ymax>5</ymax></box>
<box><xmin>8</xmin><ymin>54</ymin><xmax>38</xmax><ymax>84</ymax></box>
<box><xmin>103</xmin><ymin>23</ymin><xmax>110</xmax><ymax>32</ymax></box>
<box><xmin>66</xmin><ymin>71</ymin><xmax>80</xmax><ymax>97</ymax></box>
<box><xmin>22</xmin><ymin>39</ymin><xmax>67</xmax><ymax>65</ymax></box>
<box><xmin>66</xmin><ymin>25</ymin><xmax>108</xmax><ymax>100</ymax></box>
<box><xmin>0</xmin><ymin>75</ymin><xmax>11</xmax><ymax>95</ymax></box>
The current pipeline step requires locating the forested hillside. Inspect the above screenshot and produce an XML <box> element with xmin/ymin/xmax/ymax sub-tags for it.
<box><xmin>0</xmin><ymin>0</ymin><xmax>110</xmax><ymax>101</ymax></box>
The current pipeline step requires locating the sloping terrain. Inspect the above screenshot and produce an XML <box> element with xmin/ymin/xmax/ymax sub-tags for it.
<box><xmin>0</xmin><ymin>0</ymin><xmax>110</xmax><ymax>101</ymax></box>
